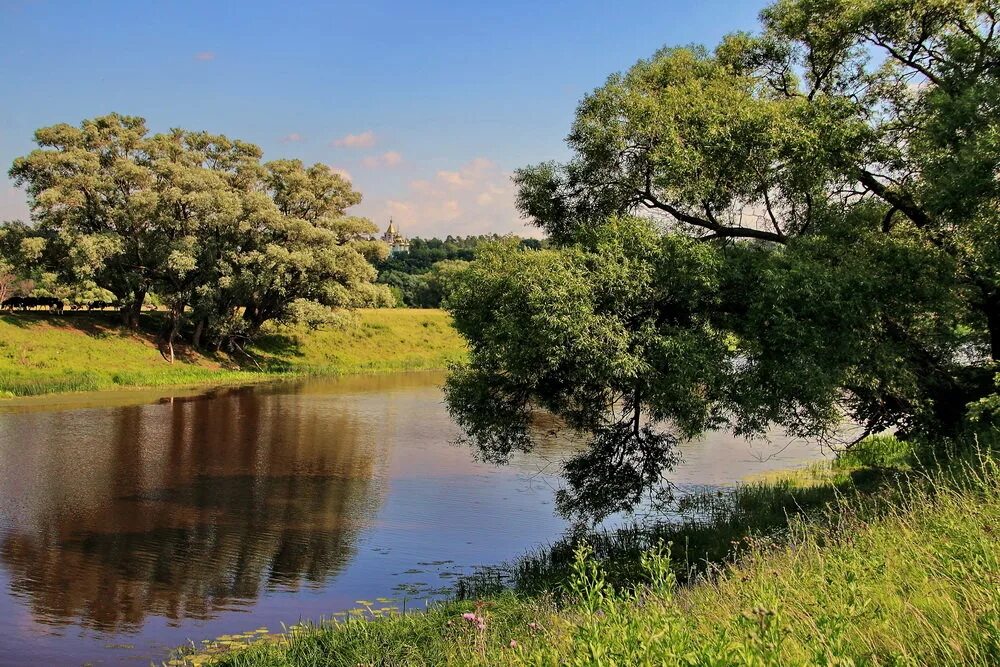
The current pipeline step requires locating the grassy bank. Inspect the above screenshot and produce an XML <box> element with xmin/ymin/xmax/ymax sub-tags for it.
<box><xmin>455</xmin><ymin>436</ymin><xmax>913</xmax><ymax>600</ymax></box>
<box><xmin>182</xmin><ymin>436</ymin><xmax>1000</xmax><ymax>666</ymax></box>
<box><xmin>0</xmin><ymin>309</ymin><xmax>465</xmax><ymax>398</ymax></box>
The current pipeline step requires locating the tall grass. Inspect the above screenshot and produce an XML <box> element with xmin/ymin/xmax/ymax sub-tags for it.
<box><xmin>0</xmin><ymin>309</ymin><xmax>465</xmax><ymax>398</ymax></box>
<box><xmin>186</xmin><ymin>437</ymin><xmax>1000</xmax><ymax>666</ymax></box>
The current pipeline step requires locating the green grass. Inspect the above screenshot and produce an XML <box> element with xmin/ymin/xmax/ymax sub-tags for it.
<box><xmin>178</xmin><ymin>435</ymin><xmax>1000</xmax><ymax>666</ymax></box>
<box><xmin>457</xmin><ymin>433</ymin><xmax>915</xmax><ymax>600</ymax></box>
<box><xmin>0</xmin><ymin>309</ymin><xmax>465</xmax><ymax>398</ymax></box>
<box><xmin>252</xmin><ymin>309</ymin><xmax>466</xmax><ymax>375</ymax></box>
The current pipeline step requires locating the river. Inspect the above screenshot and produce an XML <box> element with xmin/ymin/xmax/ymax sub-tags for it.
<box><xmin>0</xmin><ymin>372</ymin><xmax>823</xmax><ymax>666</ymax></box>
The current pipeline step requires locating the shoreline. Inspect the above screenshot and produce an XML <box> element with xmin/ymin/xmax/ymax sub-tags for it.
<box><xmin>168</xmin><ymin>434</ymin><xmax>979</xmax><ymax>667</ymax></box>
<box><xmin>0</xmin><ymin>367</ymin><xmax>453</xmax><ymax>413</ymax></box>
<box><xmin>0</xmin><ymin>308</ymin><xmax>466</xmax><ymax>401</ymax></box>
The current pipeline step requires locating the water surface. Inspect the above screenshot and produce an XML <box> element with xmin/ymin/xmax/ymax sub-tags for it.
<box><xmin>0</xmin><ymin>372</ymin><xmax>822</xmax><ymax>666</ymax></box>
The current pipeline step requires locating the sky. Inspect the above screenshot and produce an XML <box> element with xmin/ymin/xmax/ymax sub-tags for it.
<box><xmin>0</xmin><ymin>0</ymin><xmax>770</xmax><ymax>239</ymax></box>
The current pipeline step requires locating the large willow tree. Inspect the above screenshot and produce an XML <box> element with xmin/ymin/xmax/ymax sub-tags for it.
<box><xmin>8</xmin><ymin>114</ymin><xmax>392</xmax><ymax>359</ymax></box>
<box><xmin>445</xmin><ymin>0</ymin><xmax>1000</xmax><ymax>519</ymax></box>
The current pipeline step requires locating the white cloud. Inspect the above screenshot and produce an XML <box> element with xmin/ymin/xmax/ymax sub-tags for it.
<box><xmin>280</xmin><ymin>132</ymin><xmax>303</xmax><ymax>143</ymax></box>
<box><xmin>194</xmin><ymin>51</ymin><xmax>216</xmax><ymax>61</ymax></box>
<box><xmin>0</xmin><ymin>185</ymin><xmax>30</xmax><ymax>222</ymax></box>
<box><xmin>361</xmin><ymin>151</ymin><xmax>403</xmax><ymax>169</ymax></box>
<box><xmin>366</xmin><ymin>158</ymin><xmax>535</xmax><ymax>238</ymax></box>
<box><xmin>332</xmin><ymin>130</ymin><xmax>376</xmax><ymax>148</ymax></box>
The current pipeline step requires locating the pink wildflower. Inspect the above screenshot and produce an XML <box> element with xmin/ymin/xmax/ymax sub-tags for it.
<box><xmin>509</xmin><ymin>639</ymin><xmax>518</xmax><ymax>649</ymax></box>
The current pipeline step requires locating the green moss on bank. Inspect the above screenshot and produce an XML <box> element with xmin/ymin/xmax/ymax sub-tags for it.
<box><xmin>0</xmin><ymin>309</ymin><xmax>465</xmax><ymax>398</ymax></box>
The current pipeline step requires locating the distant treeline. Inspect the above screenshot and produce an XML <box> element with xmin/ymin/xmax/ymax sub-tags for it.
<box><xmin>377</xmin><ymin>235</ymin><xmax>543</xmax><ymax>307</ymax></box>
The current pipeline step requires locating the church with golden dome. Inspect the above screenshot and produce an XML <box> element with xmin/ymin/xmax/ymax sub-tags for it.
<box><xmin>381</xmin><ymin>219</ymin><xmax>410</xmax><ymax>255</ymax></box>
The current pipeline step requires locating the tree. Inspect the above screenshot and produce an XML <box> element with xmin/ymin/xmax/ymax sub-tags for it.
<box><xmin>9</xmin><ymin>115</ymin><xmax>158</xmax><ymax>327</ymax></box>
<box><xmin>447</xmin><ymin>223</ymin><xmax>727</xmax><ymax>517</ymax></box>
<box><xmin>446</xmin><ymin>0</ymin><xmax>1000</xmax><ymax>519</ymax></box>
<box><xmin>0</xmin><ymin>261</ymin><xmax>16</xmax><ymax>304</ymax></box>
<box><xmin>0</xmin><ymin>223</ymin><xmax>26</xmax><ymax>303</ymax></box>
<box><xmin>417</xmin><ymin>259</ymin><xmax>470</xmax><ymax>308</ymax></box>
<box><xmin>378</xmin><ymin>269</ymin><xmax>427</xmax><ymax>307</ymax></box>
<box><xmin>0</xmin><ymin>221</ymin><xmax>49</xmax><ymax>303</ymax></box>
<box><xmin>181</xmin><ymin>156</ymin><xmax>392</xmax><ymax>356</ymax></box>
<box><xmin>143</xmin><ymin>128</ymin><xmax>267</xmax><ymax>359</ymax></box>
<box><xmin>7</xmin><ymin>114</ymin><xmax>392</xmax><ymax>359</ymax></box>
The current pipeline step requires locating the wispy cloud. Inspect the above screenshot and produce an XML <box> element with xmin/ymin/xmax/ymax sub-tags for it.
<box><xmin>361</xmin><ymin>151</ymin><xmax>403</xmax><ymax>169</ymax></box>
<box><xmin>280</xmin><ymin>132</ymin><xmax>304</xmax><ymax>143</ymax></box>
<box><xmin>332</xmin><ymin>130</ymin><xmax>376</xmax><ymax>148</ymax></box>
<box><xmin>194</xmin><ymin>51</ymin><xmax>216</xmax><ymax>62</ymax></box>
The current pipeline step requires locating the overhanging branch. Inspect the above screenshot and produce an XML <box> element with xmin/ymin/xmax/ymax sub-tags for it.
<box><xmin>858</xmin><ymin>170</ymin><xmax>932</xmax><ymax>229</ymax></box>
<box><xmin>638</xmin><ymin>190</ymin><xmax>787</xmax><ymax>244</ymax></box>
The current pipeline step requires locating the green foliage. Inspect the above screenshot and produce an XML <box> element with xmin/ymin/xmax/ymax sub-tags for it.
<box><xmin>375</xmin><ymin>236</ymin><xmax>539</xmax><ymax>307</ymax></box>
<box><xmin>836</xmin><ymin>433</ymin><xmax>914</xmax><ymax>469</ymax></box>
<box><xmin>451</xmin><ymin>0</ymin><xmax>1000</xmax><ymax>516</ymax></box>
<box><xmin>446</xmin><ymin>220</ymin><xmax>736</xmax><ymax>518</ymax></box>
<box><xmin>378</xmin><ymin>236</ymin><xmax>541</xmax><ymax>275</ymax></box>
<box><xmin>6</xmin><ymin>114</ymin><xmax>392</xmax><ymax>356</ymax></box>
<box><xmin>968</xmin><ymin>373</ymin><xmax>1000</xmax><ymax>428</ymax></box>
<box><xmin>445</xmin><ymin>209</ymin><xmax>966</xmax><ymax>517</ymax></box>
<box><xmin>418</xmin><ymin>259</ymin><xmax>471</xmax><ymax>309</ymax></box>
<box><xmin>380</xmin><ymin>259</ymin><xmax>472</xmax><ymax>309</ymax></box>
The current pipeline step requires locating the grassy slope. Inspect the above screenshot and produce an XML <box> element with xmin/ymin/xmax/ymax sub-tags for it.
<box><xmin>0</xmin><ymin>309</ymin><xmax>465</xmax><ymax>398</ymax></box>
<box><xmin>188</xmin><ymin>438</ymin><xmax>1000</xmax><ymax>666</ymax></box>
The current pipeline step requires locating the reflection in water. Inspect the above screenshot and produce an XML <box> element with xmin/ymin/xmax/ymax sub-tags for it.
<box><xmin>0</xmin><ymin>381</ymin><xmax>391</xmax><ymax>632</ymax></box>
<box><xmin>0</xmin><ymin>372</ymin><xmax>823</xmax><ymax>667</ymax></box>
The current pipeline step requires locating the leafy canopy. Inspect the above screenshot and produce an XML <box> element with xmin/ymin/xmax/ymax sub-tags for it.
<box><xmin>7</xmin><ymin>114</ymin><xmax>392</xmax><ymax>355</ymax></box>
<box><xmin>447</xmin><ymin>0</ymin><xmax>1000</xmax><ymax>519</ymax></box>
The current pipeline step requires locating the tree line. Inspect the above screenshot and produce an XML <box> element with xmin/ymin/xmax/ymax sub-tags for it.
<box><xmin>2</xmin><ymin>114</ymin><xmax>393</xmax><ymax>361</ymax></box>
<box><xmin>376</xmin><ymin>236</ymin><xmax>542</xmax><ymax>307</ymax></box>
<box><xmin>444</xmin><ymin>0</ymin><xmax>1000</xmax><ymax>519</ymax></box>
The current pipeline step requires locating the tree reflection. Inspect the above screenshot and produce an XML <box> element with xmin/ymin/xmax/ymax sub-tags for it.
<box><xmin>0</xmin><ymin>384</ymin><xmax>389</xmax><ymax>632</ymax></box>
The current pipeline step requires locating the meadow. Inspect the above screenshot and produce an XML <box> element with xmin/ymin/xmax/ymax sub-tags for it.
<box><xmin>0</xmin><ymin>309</ymin><xmax>466</xmax><ymax>398</ymax></box>
<box><xmin>182</xmin><ymin>434</ymin><xmax>1000</xmax><ymax>666</ymax></box>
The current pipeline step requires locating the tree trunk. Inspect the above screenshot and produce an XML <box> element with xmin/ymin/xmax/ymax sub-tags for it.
<box><xmin>192</xmin><ymin>318</ymin><xmax>205</xmax><ymax>350</ymax></box>
<box><xmin>122</xmin><ymin>288</ymin><xmax>146</xmax><ymax>330</ymax></box>
<box><xmin>166</xmin><ymin>306</ymin><xmax>182</xmax><ymax>364</ymax></box>
<box><xmin>241</xmin><ymin>305</ymin><xmax>267</xmax><ymax>340</ymax></box>
<box><xmin>156</xmin><ymin>301</ymin><xmax>186</xmax><ymax>364</ymax></box>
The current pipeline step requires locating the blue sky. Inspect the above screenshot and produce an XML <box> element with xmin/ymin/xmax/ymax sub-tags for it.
<box><xmin>0</xmin><ymin>0</ymin><xmax>769</xmax><ymax>238</ymax></box>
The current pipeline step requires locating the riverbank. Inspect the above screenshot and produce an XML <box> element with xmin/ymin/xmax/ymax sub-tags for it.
<box><xmin>0</xmin><ymin>309</ymin><xmax>465</xmax><ymax>398</ymax></box>
<box><xmin>185</xmin><ymin>435</ymin><xmax>1000</xmax><ymax>666</ymax></box>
